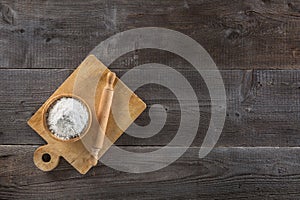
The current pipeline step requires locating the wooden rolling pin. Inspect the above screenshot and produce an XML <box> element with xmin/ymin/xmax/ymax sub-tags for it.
<box><xmin>90</xmin><ymin>72</ymin><xmax>116</xmax><ymax>162</ymax></box>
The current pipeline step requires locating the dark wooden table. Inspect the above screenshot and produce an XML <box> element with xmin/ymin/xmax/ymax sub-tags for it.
<box><xmin>1</xmin><ymin>0</ymin><xmax>300</xmax><ymax>199</ymax></box>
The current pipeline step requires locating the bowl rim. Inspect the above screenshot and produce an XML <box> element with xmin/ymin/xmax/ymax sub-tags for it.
<box><xmin>43</xmin><ymin>94</ymin><xmax>92</xmax><ymax>143</ymax></box>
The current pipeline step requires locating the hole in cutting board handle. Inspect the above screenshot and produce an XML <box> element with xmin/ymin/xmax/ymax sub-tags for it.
<box><xmin>42</xmin><ymin>153</ymin><xmax>51</xmax><ymax>162</ymax></box>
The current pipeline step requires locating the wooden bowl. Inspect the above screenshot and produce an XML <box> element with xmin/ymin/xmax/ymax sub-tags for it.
<box><xmin>43</xmin><ymin>94</ymin><xmax>92</xmax><ymax>143</ymax></box>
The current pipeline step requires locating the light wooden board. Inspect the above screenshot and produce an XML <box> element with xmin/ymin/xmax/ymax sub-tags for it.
<box><xmin>27</xmin><ymin>55</ymin><xmax>146</xmax><ymax>174</ymax></box>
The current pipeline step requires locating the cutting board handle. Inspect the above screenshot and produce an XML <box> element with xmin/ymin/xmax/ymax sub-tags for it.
<box><xmin>33</xmin><ymin>144</ymin><xmax>60</xmax><ymax>172</ymax></box>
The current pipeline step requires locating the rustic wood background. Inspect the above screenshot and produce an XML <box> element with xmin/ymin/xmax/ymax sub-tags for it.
<box><xmin>1</xmin><ymin>0</ymin><xmax>300</xmax><ymax>199</ymax></box>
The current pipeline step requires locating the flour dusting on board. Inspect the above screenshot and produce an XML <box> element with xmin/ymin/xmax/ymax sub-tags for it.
<box><xmin>47</xmin><ymin>97</ymin><xmax>89</xmax><ymax>140</ymax></box>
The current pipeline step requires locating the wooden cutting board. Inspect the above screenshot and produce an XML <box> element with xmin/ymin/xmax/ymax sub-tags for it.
<box><xmin>28</xmin><ymin>55</ymin><xmax>146</xmax><ymax>174</ymax></box>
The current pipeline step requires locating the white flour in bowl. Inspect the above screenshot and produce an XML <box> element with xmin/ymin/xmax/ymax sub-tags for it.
<box><xmin>46</xmin><ymin>97</ymin><xmax>89</xmax><ymax>140</ymax></box>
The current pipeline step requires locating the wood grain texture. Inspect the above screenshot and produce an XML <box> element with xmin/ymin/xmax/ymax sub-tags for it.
<box><xmin>0</xmin><ymin>0</ymin><xmax>299</xmax><ymax>199</ymax></box>
<box><xmin>1</xmin><ymin>145</ymin><xmax>300</xmax><ymax>199</ymax></box>
<box><xmin>0</xmin><ymin>0</ymin><xmax>299</xmax><ymax>69</ymax></box>
<box><xmin>1</xmin><ymin>69</ymin><xmax>300</xmax><ymax>147</ymax></box>
<box><xmin>28</xmin><ymin>55</ymin><xmax>146</xmax><ymax>174</ymax></box>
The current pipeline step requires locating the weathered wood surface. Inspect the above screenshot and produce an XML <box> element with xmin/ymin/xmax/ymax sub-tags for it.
<box><xmin>0</xmin><ymin>0</ymin><xmax>299</xmax><ymax>70</ymax></box>
<box><xmin>1</xmin><ymin>69</ymin><xmax>300</xmax><ymax>147</ymax></box>
<box><xmin>1</xmin><ymin>0</ymin><xmax>300</xmax><ymax>199</ymax></box>
<box><xmin>1</xmin><ymin>145</ymin><xmax>300</xmax><ymax>199</ymax></box>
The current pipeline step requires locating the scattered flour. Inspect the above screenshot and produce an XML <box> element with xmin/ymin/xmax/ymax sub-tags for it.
<box><xmin>47</xmin><ymin>97</ymin><xmax>89</xmax><ymax>140</ymax></box>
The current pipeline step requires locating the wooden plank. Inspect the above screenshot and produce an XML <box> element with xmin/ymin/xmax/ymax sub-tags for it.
<box><xmin>1</xmin><ymin>145</ymin><xmax>300</xmax><ymax>199</ymax></box>
<box><xmin>1</xmin><ymin>69</ymin><xmax>300</xmax><ymax>147</ymax></box>
<box><xmin>0</xmin><ymin>0</ymin><xmax>299</xmax><ymax>70</ymax></box>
